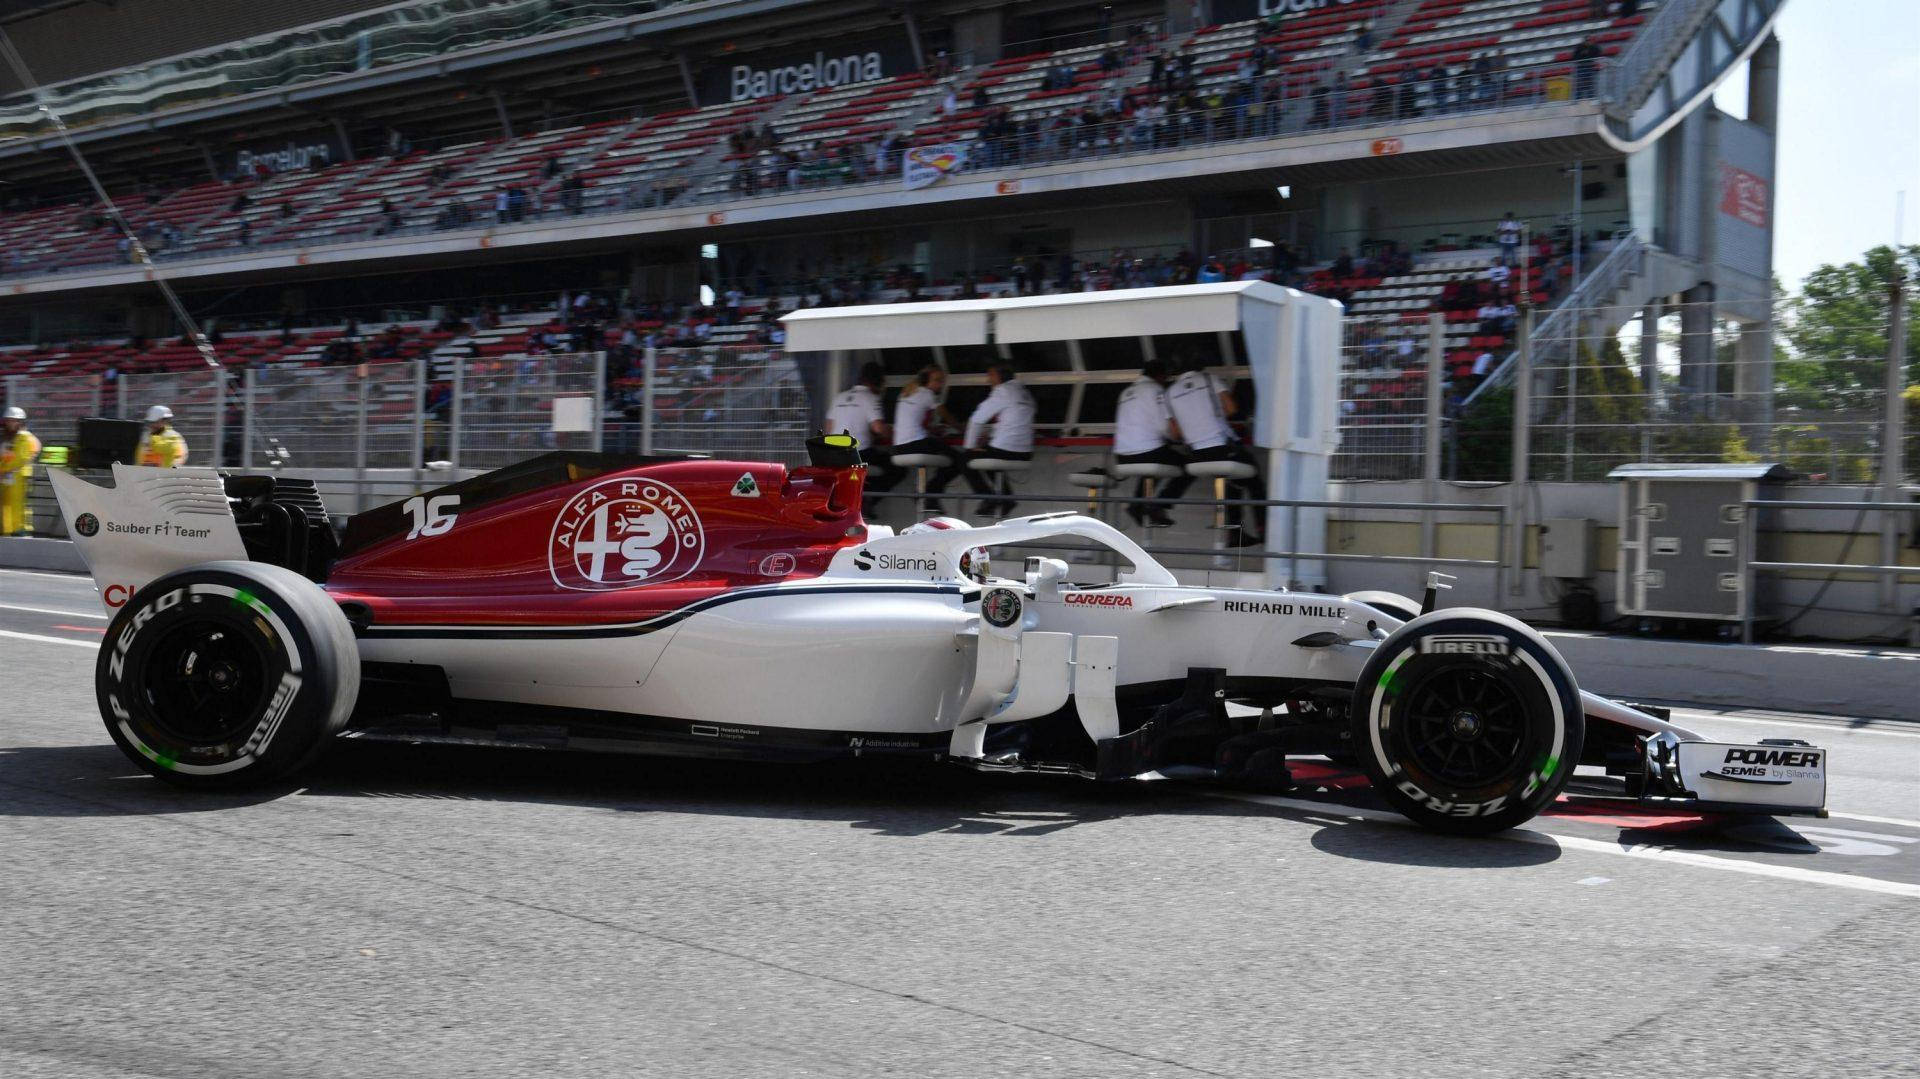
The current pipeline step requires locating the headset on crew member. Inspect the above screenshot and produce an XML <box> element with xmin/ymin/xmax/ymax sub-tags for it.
<box><xmin>1165</xmin><ymin>349</ymin><xmax>1265</xmax><ymax>546</ymax></box>
<box><xmin>866</xmin><ymin>364</ymin><xmax>963</xmax><ymax>514</ymax></box>
<box><xmin>136</xmin><ymin>404</ymin><xmax>189</xmax><ymax>468</ymax></box>
<box><xmin>822</xmin><ymin>361</ymin><xmax>902</xmax><ymax>511</ymax></box>
<box><xmin>930</xmin><ymin>363</ymin><xmax>1035</xmax><ymax>520</ymax></box>
<box><xmin>1111</xmin><ymin>359</ymin><xmax>1188</xmax><ymax>528</ymax></box>
<box><xmin>1</xmin><ymin>404</ymin><xmax>43</xmax><ymax>536</ymax></box>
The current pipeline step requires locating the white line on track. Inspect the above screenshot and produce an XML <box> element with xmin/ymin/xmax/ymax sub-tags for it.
<box><xmin>0</xmin><ymin>627</ymin><xmax>96</xmax><ymax>648</ymax></box>
<box><xmin>1668</xmin><ymin>709</ymin><xmax>1920</xmax><ymax>740</ymax></box>
<box><xmin>1830</xmin><ymin>811</ymin><xmax>1920</xmax><ymax>829</ymax></box>
<box><xmin>1212</xmin><ymin>792</ymin><xmax>1920</xmax><ymax>900</ymax></box>
<box><xmin>0</xmin><ymin>568</ymin><xmax>91</xmax><ymax>582</ymax></box>
<box><xmin>0</xmin><ymin>602</ymin><xmax>107</xmax><ymax>619</ymax></box>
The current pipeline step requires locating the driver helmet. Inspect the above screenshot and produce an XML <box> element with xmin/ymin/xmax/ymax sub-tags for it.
<box><xmin>901</xmin><ymin>516</ymin><xmax>991</xmax><ymax>583</ymax></box>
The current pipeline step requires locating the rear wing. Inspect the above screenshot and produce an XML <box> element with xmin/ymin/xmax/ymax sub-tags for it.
<box><xmin>46</xmin><ymin>465</ymin><xmax>246</xmax><ymax>612</ymax></box>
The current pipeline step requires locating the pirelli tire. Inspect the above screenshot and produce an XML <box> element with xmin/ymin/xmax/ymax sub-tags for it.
<box><xmin>96</xmin><ymin>561</ymin><xmax>359</xmax><ymax>789</ymax></box>
<box><xmin>1350</xmin><ymin>609</ymin><xmax>1583</xmax><ymax>835</ymax></box>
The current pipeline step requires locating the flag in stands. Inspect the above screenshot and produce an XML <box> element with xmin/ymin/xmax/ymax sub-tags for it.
<box><xmin>903</xmin><ymin>144</ymin><xmax>968</xmax><ymax>191</ymax></box>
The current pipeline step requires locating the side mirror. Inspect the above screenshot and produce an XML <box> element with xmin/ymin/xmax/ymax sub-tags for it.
<box><xmin>1026</xmin><ymin>555</ymin><xmax>1070</xmax><ymax>597</ymax></box>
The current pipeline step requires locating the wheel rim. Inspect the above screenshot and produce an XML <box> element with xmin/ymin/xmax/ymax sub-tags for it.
<box><xmin>137</xmin><ymin>616</ymin><xmax>274</xmax><ymax>746</ymax></box>
<box><xmin>1399</xmin><ymin>664</ymin><xmax>1528</xmax><ymax>788</ymax></box>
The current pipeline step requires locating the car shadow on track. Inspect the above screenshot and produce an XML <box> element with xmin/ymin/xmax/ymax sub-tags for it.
<box><xmin>0</xmin><ymin>741</ymin><xmax>1853</xmax><ymax>873</ymax></box>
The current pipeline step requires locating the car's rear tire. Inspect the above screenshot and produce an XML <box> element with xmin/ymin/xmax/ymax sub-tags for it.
<box><xmin>96</xmin><ymin>561</ymin><xmax>359</xmax><ymax>789</ymax></box>
<box><xmin>1349</xmin><ymin>609</ymin><xmax>1582</xmax><ymax>835</ymax></box>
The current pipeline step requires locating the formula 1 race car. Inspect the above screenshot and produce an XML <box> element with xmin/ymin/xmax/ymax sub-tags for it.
<box><xmin>49</xmin><ymin>441</ymin><xmax>1829</xmax><ymax>835</ymax></box>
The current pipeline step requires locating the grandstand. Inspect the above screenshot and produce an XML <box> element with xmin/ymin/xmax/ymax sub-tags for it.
<box><xmin>0</xmin><ymin>0</ymin><xmax>1788</xmax><ymax>486</ymax></box>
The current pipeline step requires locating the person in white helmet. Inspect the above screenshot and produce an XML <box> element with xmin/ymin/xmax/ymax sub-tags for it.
<box><xmin>1</xmin><ymin>405</ymin><xmax>41</xmax><ymax>536</ymax></box>
<box><xmin>136</xmin><ymin>404</ymin><xmax>189</xmax><ymax>468</ymax></box>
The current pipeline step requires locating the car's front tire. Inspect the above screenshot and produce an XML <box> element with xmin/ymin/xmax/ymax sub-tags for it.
<box><xmin>1349</xmin><ymin>609</ymin><xmax>1582</xmax><ymax>835</ymax></box>
<box><xmin>96</xmin><ymin>561</ymin><xmax>359</xmax><ymax>789</ymax></box>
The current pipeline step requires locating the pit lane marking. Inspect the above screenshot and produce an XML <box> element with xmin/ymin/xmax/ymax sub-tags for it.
<box><xmin>1210</xmin><ymin>792</ymin><xmax>1920</xmax><ymax>900</ymax></box>
<box><xmin>1667</xmin><ymin>709</ymin><xmax>1920</xmax><ymax>741</ymax></box>
<box><xmin>1830</xmin><ymin>811</ymin><xmax>1920</xmax><ymax>829</ymax></box>
<box><xmin>0</xmin><ymin>628</ymin><xmax>97</xmax><ymax>649</ymax></box>
<box><xmin>0</xmin><ymin>568</ymin><xmax>91</xmax><ymax>582</ymax></box>
<box><xmin>0</xmin><ymin>602</ymin><xmax>108</xmax><ymax>619</ymax></box>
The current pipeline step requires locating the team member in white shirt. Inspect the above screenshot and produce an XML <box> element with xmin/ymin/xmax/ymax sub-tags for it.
<box><xmin>1166</xmin><ymin>352</ymin><xmax>1265</xmax><ymax>546</ymax></box>
<box><xmin>1111</xmin><ymin>359</ymin><xmax>1189</xmax><ymax>527</ymax></box>
<box><xmin>867</xmin><ymin>365</ymin><xmax>961</xmax><ymax>513</ymax></box>
<box><xmin>823</xmin><ymin>361</ymin><xmax>901</xmax><ymax>511</ymax></box>
<box><xmin>932</xmin><ymin>364</ymin><xmax>1035</xmax><ymax>518</ymax></box>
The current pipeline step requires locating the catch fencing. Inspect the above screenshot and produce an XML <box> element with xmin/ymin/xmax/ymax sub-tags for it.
<box><xmin>119</xmin><ymin>367</ymin><xmax>227</xmax><ymax>466</ymax></box>
<box><xmin>1519</xmin><ymin>301</ymin><xmax>1907</xmax><ymax>484</ymax></box>
<box><xmin>621</xmin><ymin>345</ymin><xmax>813</xmax><ymax>464</ymax></box>
<box><xmin>1333</xmin><ymin>316</ymin><xmax>1439</xmax><ymax>482</ymax></box>
<box><xmin>1</xmin><ymin>373</ymin><xmax>100</xmax><ymax>448</ymax></box>
<box><xmin>453</xmin><ymin>351</ymin><xmax>604</xmax><ymax>469</ymax></box>
<box><xmin>228</xmin><ymin>353</ymin><xmax>604</xmax><ymax>471</ymax></box>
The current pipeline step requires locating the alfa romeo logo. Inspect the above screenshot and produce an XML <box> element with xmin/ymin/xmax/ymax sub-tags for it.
<box><xmin>982</xmin><ymin>588</ymin><xmax>1022</xmax><ymax>629</ymax></box>
<box><xmin>548</xmin><ymin>478</ymin><xmax>705</xmax><ymax>591</ymax></box>
<box><xmin>73</xmin><ymin>513</ymin><xmax>99</xmax><ymax>537</ymax></box>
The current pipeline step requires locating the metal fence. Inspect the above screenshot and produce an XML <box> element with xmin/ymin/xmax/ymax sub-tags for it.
<box><xmin>118</xmin><ymin>367</ymin><xmax>226</xmax><ymax>466</ymax></box>
<box><xmin>626</xmin><ymin>345</ymin><xmax>812</xmax><ymax>464</ymax></box>
<box><xmin>1333</xmin><ymin>316</ymin><xmax>1438</xmax><ymax>481</ymax></box>
<box><xmin>245</xmin><ymin>361</ymin><xmax>424</xmax><ymax>470</ymax></box>
<box><xmin>454</xmin><ymin>351</ymin><xmax>603</xmax><ymax>469</ymax></box>
<box><xmin>1</xmin><ymin>373</ymin><xmax>100</xmax><ymax>448</ymax></box>
<box><xmin>1520</xmin><ymin>301</ymin><xmax>1908</xmax><ymax>484</ymax></box>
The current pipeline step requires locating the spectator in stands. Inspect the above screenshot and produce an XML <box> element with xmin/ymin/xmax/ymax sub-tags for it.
<box><xmin>1309</xmin><ymin>78</ymin><xmax>1333</xmax><ymax>129</ymax></box>
<box><xmin>1112</xmin><ymin>359</ymin><xmax>1184</xmax><ymax>528</ymax></box>
<box><xmin>1355</xmin><ymin>21</ymin><xmax>1374</xmax><ymax>54</ymax></box>
<box><xmin>1398</xmin><ymin>77</ymin><xmax>1420</xmax><ymax>120</ymax></box>
<box><xmin>1619</xmin><ymin>0</ymin><xmax>1638</xmax><ymax>16</ymax></box>
<box><xmin>1168</xmin><ymin>350</ymin><xmax>1263</xmax><ymax>546</ymax></box>
<box><xmin>1486</xmin><ymin>261</ymin><xmax>1511</xmax><ymax>290</ymax></box>
<box><xmin>1498</xmin><ymin>211</ymin><xmax>1523</xmax><ymax>266</ymax></box>
<box><xmin>369</xmin><ymin>326</ymin><xmax>404</xmax><ymax>360</ymax></box>
<box><xmin>1573</xmin><ymin>38</ymin><xmax>1602</xmax><ymax>99</ymax></box>
<box><xmin>1471</xmin><ymin>347</ymin><xmax>1496</xmax><ymax>380</ymax></box>
<box><xmin>544</xmin><ymin>154</ymin><xmax>562</xmax><ymax>180</ymax></box>
<box><xmin>230</xmin><ymin>192</ymin><xmax>249</xmax><ymax>214</ymax></box>
<box><xmin>279</xmin><ymin>201</ymin><xmax>295</xmax><ymax>220</ymax></box>
<box><xmin>495</xmin><ymin>189</ymin><xmax>511</xmax><ymax>224</ymax></box>
<box><xmin>136</xmin><ymin>405</ymin><xmax>188</xmax><ymax>468</ymax></box>
<box><xmin>561</xmin><ymin>172</ymin><xmax>586</xmax><ymax>215</ymax></box>
<box><xmin>972</xmin><ymin>83</ymin><xmax>990</xmax><ymax>112</ymax></box>
<box><xmin>237</xmin><ymin>220</ymin><xmax>251</xmax><ymax>246</ymax></box>
<box><xmin>0</xmin><ymin>406</ymin><xmax>41</xmax><ymax>536</ymax></box>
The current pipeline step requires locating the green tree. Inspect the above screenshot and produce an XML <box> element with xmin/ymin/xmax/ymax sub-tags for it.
<box><xmin>1778</xmin><ymin>244</ymin><xmax>1919</xmax><ymax>410</ymax></box>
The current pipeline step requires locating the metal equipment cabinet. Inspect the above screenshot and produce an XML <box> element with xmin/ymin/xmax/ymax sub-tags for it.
<box><xmin>1608</xmin><ymin>463</ymin><xmax>1791</xmax><ymax>625</ymax></box>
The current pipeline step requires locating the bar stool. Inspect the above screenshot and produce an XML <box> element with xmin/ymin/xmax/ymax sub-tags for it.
<box><xmin>890</xmin><ymin>451</ymin><xmax>952</xmax><ymax>521</ymax></box>
<box><xmin>1110</xmin><ymin>461</ymin><xmax>1184</xmax><ymax>529</ymax></box>
<box><xmin>1064</xmin><ymin>466</ymin><xmax>1111</xmax><ymax>516</ymax></box>
<box><xmin>966</xmin><ymin>457</ymin><xmax>1031</xmax><ymax>519</ymax></box>
<box><xmin>1185</xmin><ymin>458</ymin><xmax>1259</xmax><ymax>552</ymax></box>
